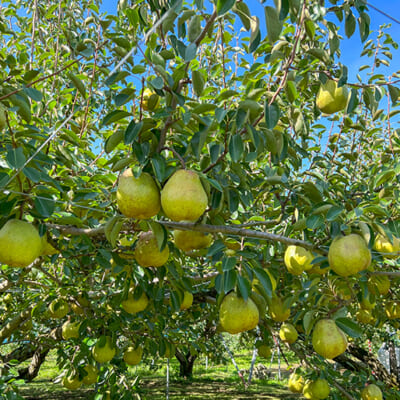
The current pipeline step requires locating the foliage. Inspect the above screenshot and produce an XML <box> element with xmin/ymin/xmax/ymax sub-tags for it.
<box><xmin>1</xmin><ymin>0</ymin><xmax>400</xmax><ymax>399</ymax></box>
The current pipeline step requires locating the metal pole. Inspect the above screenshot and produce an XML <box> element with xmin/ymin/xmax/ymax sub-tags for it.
<box><xmin>220</xmin><ymin>334</ymin><xmax>247</xmax><ymax>387</ymax></box>
<box><xmin>166</xmin><ymin>358</ymin><xmax>170</xmax><ymax>400</ymax></box>
<box><xmin>247</xmin><ymin>345</ymin><xmax>258</xmax><ymax>385</ymax></box>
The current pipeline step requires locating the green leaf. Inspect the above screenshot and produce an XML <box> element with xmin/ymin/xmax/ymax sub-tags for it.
<box><xmin>253</xmin><ymin>268</ymin><xmax>272</xmax><ymax>298</ymax></box>
<box><xmin>345</xmin><ymin>10</ymin><xmax>356</xmax><ymax>38</ymax></box>
<box><xmin>222</xmin><ymin>256</ymin><xmax>236</xmax><ymax>271</ymax></box>
<box><xmin>104</xmin><ymin>216</ymin><xmax>123</xmax><ymax>247</ymax></box>
<box><xmin>101</xmin><ymin>110</ymin><xmax>131</xmax><ymax>126</ymax></box>
<box><xmin>249</xmin><ymin>16</ymin><xmax>260</xmax><ymax>53</ymax></box>
<box><xmin>22</xmin><ymin>167</ymin><xmax>42</xmax><ymax>182</ymax></box>
<box><xmin>216</xmin><ymin>0</ymin><xmax>235</xmax><ymax>16</ymax></box>
<box><xmin>34</xmin><ymin>195</ymin><xmax>55</xmax><ymax>218</ymax></box>
<box><xmin>326</xmin><ymin>206</ymin><xmax>344</xmax><ymax>221</ymax></box>
<box><xmin>375</xmin><ymin>170</ymin><xmax>395</xmax><ymax>188</ymax></box>
<box><xmin>388</xmin><ymin>84</ymin><xmax>400</xmax><ymax>104</ymax></box>
<box><xmin>23</xmin><ymin>87</ymin><xmax>43</xmax><ymax>102</ymax></box>
<box><xmin>184</xmin><ymin>43</ymin><xmax>197</xmax><ymax>62</ymax></box>
<box><xmin>237</xmin><ymin>275</ymin><xmax>251</xmax><ymax>301</ymax></box>
<box><xmin>233</xmin><ymin>2</ymin><xmax>251</xmax><ymax>30</ymax></box>
<box><xmin>335</xmin><ymin>317</ymin><xmax>363</xmax><ymax>338</ymax></box>
<box><xmin>223</xmin><ymin>269</ymin><xmax>237</xmax><ymax>293</ymax></box>
<box><xmin>229</xmin><ymin>134</ymin><xmax>243</xmax><ymax>163</ymax></box>
<box><xmin>6</xmin><ymin>147</ymin><xmax>26</xmax><ymax>169</ymax></box>
<box><xmin>124</xmin><ymin>120</ymin><xmax>143</xmax><ymax>144</ymax></box>
<box><xmin>306</xmin><ymin>214</ymin><xmax>324</xmax><ymax>229</ymax></box>
<box><xmin>303</xmin><ymin>310</ymin><xmax>316</xmax><ymax>335</ymax></box>
<box><xmin>148</xmin><ymin>221</ymin><xmax>168</xmax><ymax>251</ymax></box>
<box><xmin>265</xmin><ymin>6</ymin><xmax>283</xmax><ymax>43</ymax></box>
<box><xmin>264</xmin><ymin>102</ymin><xmax>280</xmax><ymax>129</ymax></box>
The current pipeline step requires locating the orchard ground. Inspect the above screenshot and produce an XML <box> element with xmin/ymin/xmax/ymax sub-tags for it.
<box><xmin>15</xmin><ymin>350</ymin><xmax>299</xmax><ymax>400</ymax></box>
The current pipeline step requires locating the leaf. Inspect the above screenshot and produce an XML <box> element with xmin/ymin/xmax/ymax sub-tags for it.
<box><xmin>148</xmin><ymin>221</ymin><xmax>168</xmax><ymax>251</ymax></box>
<box><xmin>216</xmin><ymin>0</ymin><xmax>235</xmax><ymax>16</ymax></box>
<box><xmin>265</xmin><ymin>6</ymin><xmax>283</xmax><ymax>43</ymax></box>
<box><xmin>229</xmin><ymin>134</ymin><xmax>243</xmax><ymax>163</ymax></box>
<box><xmin>306</xmin><ymin>214</ymin><xmax>324</xmax><ymax>229</ymax></box>
<box><xmin>326</xmin><ymin>206</ymin><xmax>344</xmax><ymax>221</ymax></box>
<box><xmin>22</xmin><ymin>167</ymin><xmax>42</xmax><ymax>182</ymax></box>
<box><xmin>233</xmin><ymin>2</ymin><xmax>251</xmax><ymax>30</ymax></box>
<box><xmin>249</xmin><ymin>16</ymin><xmax>260</xmax><ymax>53</ymax></box>
<box><xmin>253</xmin><ymin>268</ymin><xmax>272</xmax><ymax>298</ymax></box>
<box><xmin>335</xmin><ymin>317</ymin><xmax>363</xmax><ymax>338</ymax></box>
<box><xmin>68</xmin><ymin>73</ymin><xmax>87</xmax><ymax>98</ymax></box>
<box><xmin>223</xmin><ymin>269</ymin><xmax>237</xmax><ymax>293</ymax></box>
<box><xmin>124</xmin><ymin>120</ymin><xmax>143</xmax><ymax>144</ymax></box>
<box><xmin>375</xmin><ymin>170</ymin><xmax>395</xmax><ymax>188</ymax></box>
<box><xmin>104</xmin><ymin>216</ymin><xmax>123</xmax><ymax>246</ymax></box>
<box><xmin>237</xmin><ymin>275</ymin><xmax>251</xmax><ymax>301</ymax></box>
<box><xmin>264</xmin><ymin>102</ymin><xmax>280</xmax><ymax>129</ymax></box>
<box><xmin>34</xmin><ymin>195</ymin><xmax>55</xmax><ymax>218</ymax></box>
<box><xmin>303</xmin><ymin>310</ymin><xmax>315</xmax><ymax>335</ymax></box>
<box><xmin>184</xmin><ymin>42</ymin><xmax>197</xmax><ymax>62</ymax></box>
<box><xmin>6</xmin><ymin>147</ymin><xmax>26</xmax><ymax>169</ymax></box>
<box><xmin>101</xmin><ymin>110</ymin><xmax>131</xmax><ymax>126</ymax></box>
<box><xmin>388</xmin><ymin>84</ymin><xmax>400</xmax><ymax>105</ymax></box>
<box><xmin>222</xmin><ymin>256</ymin><xmax>236</xmax><ymax>271</ymax></box>
<box><xmin>345</xmin><ymin>10</ymin><xmax>356</xmax><ymax>38</ymax></box>
<box><xmin>192</xmin><ymin>70</ymin><xmax>205</xmax><ymax>97</ymax></box>
<box><xmin>23</xmin><ymin>87</ymin><xmax>43</xmax><ymax>102</ymax></box>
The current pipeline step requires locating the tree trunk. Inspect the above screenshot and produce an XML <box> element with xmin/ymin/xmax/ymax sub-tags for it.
<box><xmin>388</xmin><ymin>340</ymin><xmax>399</xmax><ymax>382</ymax></box>
<box><xmin>18</xmin><ymin>347</ymin><xmax>50</xmax><ymax>382</ymax></box>
<box><xmin>175</xmin><ymin>350</ymin><xmax>197</xmax><ymax>379</ymax></box>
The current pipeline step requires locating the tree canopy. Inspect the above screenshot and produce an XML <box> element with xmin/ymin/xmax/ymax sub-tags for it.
<box><xmin>1</xmin><ymin>0</ymin><xmax>400</xmax><ymax>399</ymax></box>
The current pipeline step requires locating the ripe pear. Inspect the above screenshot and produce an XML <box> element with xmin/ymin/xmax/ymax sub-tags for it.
<box><xmin>161</xmin><ymin>169</ymin><xmax>208</xmax><ymax>221</ymax></box>
<box><xmin>134</xmin><ymin>231</ymin><xmax>169</xmax><ymax>267</ymax></box>
<box><xmin>142</xmin><ymin>88</ymin><xmax>160</xmax><ymax>111</ymax></box>
<box><xmin>92</xmin><ymin>336</ymin><xmax>116</xmax><ymax>363</ymax></box>
<box><xmin>62</xmin><ymin>320</ymin><xmax>81</xmax><ymax>340</ymax></box>
<box><xmin>373</xmin><ymin>233</ymin><xmax>400</xmax><ymax>258</ymax></box>
<box><xmin>40</xmin><ymin>235</ymin><xmax>59</xmax><ymax>256</ymax></box>
<box><xmin>316</xmin><ymin>79</ymin><xmax>348</xmax><ymax>114</ymax></box>
<box><xmin>367</xmin><ymin>275</ymin><xmax>390</xmax><ymax>296</ymax></box>
<box><xmin>48</xmin><ymin>299</ymin><xmax>69</xmax><ymax>319</ymax></box>
<box><xmin>312</xmin><ymin>319</ymin><xmax>347</xmax><ymax>359</ymax></box>
<box><xmin>284</xmin><ymin>245</ymin><xmax>314</xmax><ymax>275</ymax></box>
<box><xmin>70</xmin><ymin>293</ymin><xmax>90</xmax><ymax>315</ymax></box>
<box><xmin>303</xmin><ymin>378</ymin><xmax>330</xmax><ymax>399</ymax></box>
<box><xmin>121</xmin><ymin>288</ymin><xmax>149</xmax><ymax>314</ymax></box>
<box><xmin>179</xmin><ymin>291</ymin><xmax>194</xmax><ymax>310</ymax></box>
<box><xmin>62</xmin><ymin>373</ymin><xmax>82</xmax><ymax>390</ymax></box>
<box><xmin>173</xmin><ymin>228</ymin><xmax>213</xmax><ymax>252</ymax></box>
<box><xmin>81</xmin><ymin>364</ymin><xmax>98</xmax><ymax>385</ymax></box>
<box><xmin>0</xmin><ymin>220</ymin><xmax>42</xmax><ymax>267</ymax></box>
<box><xmin>219</xmin><ymin>292</ymin><xmax>259</xmax><ymax>334</ymax></box>
<box><xmin>385</xmin><ymin>301</ymin><xmax>400</xmax><ymax>319</ymax></box>
<box><xmin>361</xmin><ymin>383</ymin><xmax>382</xmax><ymax>400</ymax></box>
<box><xmin>116</xmin><ymin>169</ymin><xmax>160</xmax><ymax>219</ymax></box>
<box><xmin>328</xmin><ymin>234</ymin><xmax>371</xmax><ymax>277</ymax></box>
<box><xmin>356</xmin><ymin>309</ymin><xmax>375</xmax><ymax>325</ymax></box>
<box><xmin>257</xmin><ymin>344</ymin><xmax>272</xmax><ymax>359</ymax></box>
<box><xmin>123</xmin><ymin>346</ymin><xmax>143</xmax><ymax>365</ymax></box>
<box><xmin>279</xmin><ymin>322</ymin><xmax>298</xmax><ymax>344</ymax></box>
<box><xmin>267</xmin><ymin>294</ymin><xmax>290</xmax><ymax>322</ymax></box>
<box><xmin>288</xmin><ymin>372</ymin><xmax>304</xmax><ymax>393</ymax></box>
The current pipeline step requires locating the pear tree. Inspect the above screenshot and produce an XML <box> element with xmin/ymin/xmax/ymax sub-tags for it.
<box><xmin>1</xmin><ymin>0</ymin><xmax>400</xmax><ymax>399</ymax></box>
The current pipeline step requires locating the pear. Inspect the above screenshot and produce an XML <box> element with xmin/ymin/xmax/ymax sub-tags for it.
<box><xmin>219</xmin><ymin>292</ymin><xmax>259</xmax><ymax>334</ymax></box>
<box><xmin>134</xmin><ymin>231</ymin><xmax>169</xmax><ymax>267</ymax></box>
<box><xmin>92</xmin><ymin>336</ymin><xmax>116</xmax><ymax>363</ymax></box>
<box><xmin>367</xmin><ymin>275</ymin><xmax>390</xmax><ymax>296</ymax></box>
<box><xmin>361</xmin><ymin>383</ymin><xmax>382</xmax><ymax>400</ymax></box>
<box><xmin>179</xmin><ymin>291</ymin><xmax>193</xmax><ymax>310</ymax></box>
<box><xmin>312</xmin><ymin>319</ymin><xmax>347</xmax><ymax>359</ymax></box>
<box><xmin>121</xmin><ymin>288</ymin><xmax>149</xmax><ymax>314</ymax></box>
<box><xmin>303</xmin><ymin>378</ymin><xmax>330</xmax><ymax>399</ymax></box>
<box><xmin>123</xmin><ymin>346</ymin><xmax>143</xmax><ymax>365</ymax></box>
<box><xmin>62</xmin><ymin>373</ymin><xmax>82</xmax><ymax>390</ymax></box>
<box><xmin>328</xmin><ymin>234</ymin><xmax>371</xmax><ymax>277</ymax></box>
<box><xmin>48</xmin><ymin>298</ymin><xmax>69</xmax><ymax>319</ymax></box>
<box><xmin>40</xmin><ymin>235</ymin><xmax>59</xmax><ymax>256</ymax></box>
<box><xmin>62</xmin><ymin>320</ymin><xmax>81</xmax><ymax>340</ymax></box>
<box><xmin>385</xmin><ymin>301</ymin><xmax>400</xmax><ymax>319</ymax></box>
<box><xmin>284</xmin><ymin>245</ymin><xmax>314</xmax><ymax>275</ymax></box>
<box><xmin>267</xmin><ymin>294</ymin><xmax>290</xmax><ymax>322</ymax></box>
<box><xmin>257</xmin><ymin>344</ymin><xmax>272</xmax><ymax>359</ymax></box>
<box><xmin>356</xmin><ymin>309</ymin><xmax>375</xmax><ymax>325</ymax></box>
<box><xmin>279</xmin><ymin>322</ymin><xmax>298</xmax><ymax>344</ymax></box>
<box><xmin>173</xmin><ymin>228</ymin><xmax>213</xmax><ymax>252</ymax></box>
<box><xmin>116</xmin><ymin>169</ymin><xmax>160</xmax><ymax>219</ymax></box>
<box><xmin>161</xmin><ymin>169</ymin><xmax>208</xmax><ymax>221</ymax></box>
<box><xmin>288</xmin><ymin>372</ymin><xmax>304</xmax><ymax>393</ymax></box>
<box><xmin>373</xmin><ymin>233</ymin><xmax>400</xmax><ymax>258</ymax></box>
<box><xmin>81</xmin><ymin>364</ymin><xmax>98</xmax><ymax>385</ymax></box>
<box><xmin>316</xmin><ymin>80</ymin><xmax>348</xmax><ymax>114</ymax></box>
<box><xmin>142</xmin><ymin>88</ymin><xmax>160</xmax><ymax>111</ymax></box>
<box><xmin>0</xmin><ymin>219</ymin><xmax>42</xmax><ymax>267</ymax></box>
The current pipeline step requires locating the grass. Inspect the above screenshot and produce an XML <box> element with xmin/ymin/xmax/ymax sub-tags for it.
<box><xmin>15</xmin><ymin>350</ymin><xmax>300</xmax><ymax>400</ymax></box>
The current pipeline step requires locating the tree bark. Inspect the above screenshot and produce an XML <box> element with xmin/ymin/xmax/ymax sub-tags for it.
<box><xmin>388</xmin><ymin>340</ymin><xmax>399</xmax><ymax>382</ymax></box>
<box><xmin>175</xmin><ymin>349</ymin><xmax>197</xmax><ymax>379</ymax></box>
<box><xmin>17</xmin><ymin>347</ymin><xmax>50</xmax><ymax>382</ymax></box>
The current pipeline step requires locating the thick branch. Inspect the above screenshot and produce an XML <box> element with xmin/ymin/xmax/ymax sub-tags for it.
<box><xmin>0</xmin><ymin>307</ymin><xmax>33</xmax><ymax>344</ymax></box>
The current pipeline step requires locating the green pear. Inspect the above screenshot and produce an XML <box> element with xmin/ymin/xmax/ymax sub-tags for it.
<box><xmin>303</xmin><ymin>378</ymin><xmax>330</xmax><ymax>399</ymax></box>
<box><xmin>361</xmin><ymin>383</ymin><xmax>382</xmax><ymax>400</ymax></box>
<box><xmin>328</xmin><ymin>234</ymin><xmax>371</xmax><ymax>277</ymax></box>
<box><xmin>312</xmin><ymin>319</ymin><xmax>347</xmax><ymax>359</ymax></box>
<box><xmin>284</xmin><ymin>245</ymin><xmax>314</xmax><ymax>275</ymax></box>
<box><xmin>121</xmin><ymin>288</ymin><xmax>149</xmax><ymax>314</ymax></box>
<box><xmin>123</xmin><ymin>346</ymin><xmax>143</xmax><ymax>365</ymax></box>
<box><xmin>161</xmin><ymin>169</ymin><xmax>208</xmax><ymax>221</ymax></box>
<box><xmin>62</xmin><ymin>320</ymin><xmax>81</xmax><ymax>340</ymax></box>
<box><xmin>0</xmin><ymin>220</ymin><xmax>42</xmax><ymax>267</ymax></box>
<box><xmin>279</xmin><ymin>322</ymin><xmax>298</xmax><ymax>344</ymax></box>
<box><xmin>116</xmin><ymin>169</ymin><xmax>160</xmax><ymax>219</ymax></box>
<box><xmin>316</xmin><ymin>80</ymin><xmax>348</xmax><ymax>114</ymax></box>
<box><xmin>173</xmin><ymin>227</ymin><xmax>213</xmax><ymax>252</ymax></box>
<box><xmin>92</xmin><ymin>336</ymin><xmax>116</xmax><ymax>363</ymax></box>
<box><xmin>134</xmin><ymin>231</ymin><xmax>169</xmax><ymax>267</ymax></box>
<box><xmin>288</xmin><ymin>372</ymin><xmax>304</xmax><ymax>393</ymax></box>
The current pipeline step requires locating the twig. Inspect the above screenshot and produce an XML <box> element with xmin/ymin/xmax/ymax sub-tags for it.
<box><xmin>160</xmin><ymin>146</ymin><xmax>186</xmax><ymax>169</ymax></box>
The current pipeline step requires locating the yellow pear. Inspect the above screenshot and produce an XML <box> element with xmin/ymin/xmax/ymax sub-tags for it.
<box><xmin>303</xmin><ymin>378</ymin><xmax>330</xmax><ymax>399</ymax></box>
<box><xmin>62</xmin><ymin>373</ymin><xmax>82</xmax><ymax>390</ymax></box>
<box><xmin>40</xmin><ymin>235</ymin><xmax>59</xmax><ymax>256</ymax></box>
<box><xmin>48</xmin><ymin>298</ymin><xmax>69</xmax><ymax>319</ymax></box>
<box><xmin>70</xmin><ymin>293</ymin><xmax>90</xmax><ymax>315</ymax></box>
<box><xmin>356</xmin><ymin>309</ymin><xmax>375</xmax><ymax>325</ymax></box>
<box><xmin>62</xmin><ymin>320</ymin><xmax>81</xmax><ymax>340</ymax></box>
<box><xmin>367</xmin><ymin>275</ymin><xmax>390</xmax><ymax>296</ymax></box>
<box><xmin>279</xmin><ymin>322</ymin><xmax>298</xmax><ymax>344</ymax></box>
<box><xmin>312</xmin><ymin>319</ymin><xmax>347</xmax><ymax>359</ymax></box>
<box><xmin>92</xmin><ymin>336</ymin><xmax>116</xmax><ymax>363</ymax></box>
<box><xmin>257</xmin><ymin>344</ymin><xmax>272</xmax><ymax>359</ymax></box>
<box><xmin>173</xmin><ymin>228</ymin><xmax>213</xmax><ymax>252</ymax></box>
<box><xmin>288</xmin><ymin>372</ymin><xmax>304</xmax><ymax>393</ymax></box>
<box><xmin>179</xmin><ymin>291</ymin><xmax>194</xmax><ymax>310</ymax></box>
<box><xmin>218</xmin><ymin>292</ymin><xmax>259</xmax><ymax>334</ymax></box>
<box><xmin>0</xmin><ymin>219</ymin><xmax>42</xmax><ymax>267</ymax></box>
<box><xmin>361</xmin><ymin>383</ymin><xmax>382</xmax><ymax>400</ymax></box>
<box><xmin>328</xmin><ymin>234</ymin><xmax>371</xmax><ymax>277</ymax></box>
<box><xmin>267</xmin><ymin>294</ymin><xmax>290</xmax><ymax>322</ymax></box>
<box><xmin>121</xmin><ymin>288</ymin><xmax>149</xmax><ymax>314</ymax></box>
<box><xmin>316</xmin><ymin>80</ymin><xmax>348</xmax><ymax>114</ymax></box>
<box><xmin>161</xmin><ymin>169</ymin><xmax>208</xmax><ymax>221</ymax></box>
<box><xmin>134</xmin><ymin>231</ymin><xmax>169</xmax><ymax>267</ymax></box>
<box><xmin>123</xmin><ymin>346</ymin><xmax>143</xmax><ymax>365</ymax></box>
<box><xmin>284</xmin><ymin>245</ymin><xmax>314</xmax><ymax>275</ymax></box>
<box><xmin>142</xmin><ymin>88</ymin><xmax>160</xmax><ymax>111</ymax></box>
<box><xmin>116</xmin><ymin>170</ymin><xmax>160</xmax><ymax>219</ymax></box>
<box><xmin>81</xmin><ymin>364</ymin><xmax>98</xmax><ymax>385</ymax></box>
<box><xmin>374</xmin><ymin>233</ymin><xmax>400</xmax><ymax>258</ymax></box>
<box><xmin>360</xmin><ymin>295</ymin><xmax>376</xmax><ymax>311</ymax></box>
